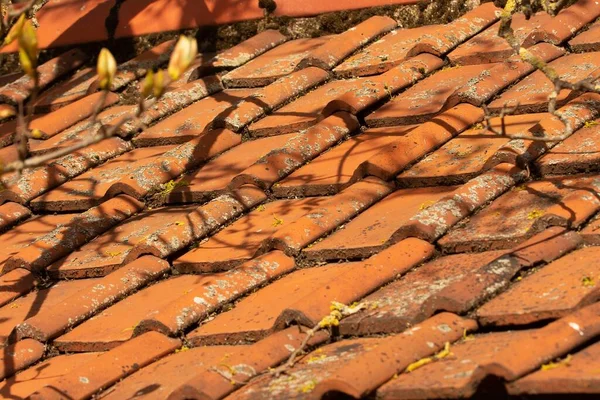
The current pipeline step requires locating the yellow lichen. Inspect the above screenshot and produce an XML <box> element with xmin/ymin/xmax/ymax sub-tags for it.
<box><xmin>405</xmin><ymin>357</ymin><xmax>433</xmax><ymax>372</ymax></box>
<box><xmin>419</xmin><ymin>200</ymin><xmax>436</xmax><ymax>211</ymax></box>
<box><xmin>298</xmin><ymin>379</ymin><xmax>317</xmax><ymax>393</ymax></box>
<box><xmin>582</xmin><ymin>276</ymin><xmax>595</xmax><ymax>287</ymax></box>
<box><xmin>175</xmin><ymin>221</ymin><xmax>185</xmax><ymax>226</ymax></box>
<box><xmin>541</xmin><ymin>354</ymin><xmax>572</xmax><ymax>371</ymax></box>
<box><xmin>527</xmin><ymin>209</ymin><xmax>545</xmax><ymax>220</ymax></box>
<box><xmin>105</xmin><ymin>250</ymin><xmax>121</xmax><ymax>257</ymax></box>
<box><xmin>160</xmin><ymin>179</ymin><xmax>189</xmax><ymax>196</ymax></box>
<box><xmin>272</xmin><ymin>215</ymin><xmax>284</xmax><ymax>227</ymax></box>
<box><xmin>462</xmin><ymin>328</ymin><xmax>475</xmax><ymax>342</ymax></box>
<box><xmin>405</xmin><ymin>342</ymin><xmax>453</xmax><ymax>373</ymax></box>
<box><xmin>257</xmin><ymin>204</ymin><xmax>266</xmax><ymax>212</ymax></box>
<box><xmin>584</xmin><ymin>120</ymin><xmax>599</xmax><ymax>128</ymax></box>
<box><xmin>435</xmin><ymin>342</ymin><xmax>452</xmax><ymax>359</ymax></box>
<box><xmin>306</xmin><ymin>354</ymin><xmax>327</xmax><ymax>364</ymax></box>
<box><xmin>175</xmin><ymin>345</ymin><xmax>190</xmax><ymax>353</ymax></box>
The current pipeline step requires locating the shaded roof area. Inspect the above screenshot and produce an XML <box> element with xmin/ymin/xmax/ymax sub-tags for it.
<box><xmin>0</xmin><ymin>0</ymin><xmax>600</xmax><ymax>398</ymax></box>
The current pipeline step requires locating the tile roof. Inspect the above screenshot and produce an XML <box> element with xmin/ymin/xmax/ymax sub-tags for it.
<box><xmin>1</xmin><ymin>1</ymin><xmax>600</xmax><ymax>398</ymax></box>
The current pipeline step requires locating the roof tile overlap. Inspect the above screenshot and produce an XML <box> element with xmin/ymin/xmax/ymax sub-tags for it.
<box><xmin>0</xmin><ymin>1</ymin><xmax>599</xmax><ymax>397</ymax></box>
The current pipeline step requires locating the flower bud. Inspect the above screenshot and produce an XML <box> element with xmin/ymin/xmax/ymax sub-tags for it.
<box><xmin>153</xmin><ymin>69</ymin><xmax>165</xmax><ymax>98</ymax></box>
<box><xmin>141</xmin><ymin>69</ymin><xmax>154</xmax><ymax>98</ymax></box>
<box><xmin>167</xmin><ymin>35</ymin><xmax>197</xmax><ymax>80</ymax></box>
<box><xmin>97</xmin><ymin>48</ymin><xmax>117</xmax><ymax>91</ymax></box>
<box><xmin>17</xmin><ymin>19</ymin><xmax>38</xmax><ymax>79</ymax></box>
<box><xmin>4</xmin><ymin>13</ymin><xmax>26</xmax><ymax>46</ymax></box>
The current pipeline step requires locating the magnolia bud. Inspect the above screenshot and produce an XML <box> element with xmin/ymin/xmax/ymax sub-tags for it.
<box><xmin>153</xmin><ymin>69</ymin><xmax>165</xmax><ymax>98</ymax></box>
<box><xmin>30</xmin><ymin>128</ymin><xmax>43</xmax><ymax>139</ymax></box>
<box><xmin>167</xmin><ymin>35</ymin><xmax>197</xmax><ymax>80</ymax></box>
<box><xmin>4</xmin><ymin>13</ymin><xmax>26</xmax><ymax>45</ymax></box>
<box><xmin>0</xmin><ymin>106</ymin><xmax>16</xmax><ymax>120</ymax></box>
<box><xmin>97</xmin><ymin>48</ymin><xmax>117</xmax><ymax>91</ymax></box>
<box><xmin>18</xmin><ymin>19</ymin><xmax>38</xmax><ymax>79</ymax></box>
<box><xmin>141</xmin><ymin>69</ymin><xmax>154</xmax><ymax>98</ymax></box>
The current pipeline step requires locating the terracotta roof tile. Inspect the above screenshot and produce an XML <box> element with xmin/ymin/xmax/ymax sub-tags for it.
<box><xmin>365</xmin><ymin>58</ymin><xmax>541</xmax><ymax>126</ymax></box>
<box><xmin>187</xmin><ymin>238</ymin><xmax>433</xmax><ymax>344</ymax></box>
<box><xmin>260</xmin><ymin>176</ymin><xmax>394</xmax><ymax>256</ymax></box>
<box><xmin>222</xmin><ymin>37</ymin><xmax>332</xmax><ymax>88</ymax></box>
<box><xmin>406</xmin><ymin>163</ymin><xmax>527</xmax><ymax>242</ymax></box>
<box><xmin>0</xmin><ymin>3</ymin><xmax>599</xmax><ymax>396</ymax></box>
<box><xmin>0</xmin><ymin>91</ymin><xmax>119</xmax><ymax>146</ymax></box>
<box><xmin>231</xmin><ymin>112</ymin><xmax>360</xmax><ymax>190</ymax></box>
<box><xmin>227</xmin><ymin>313</ymin><xmax>476</xmax><ymax>400</ymax></box>
<box><xmin>250</xmin><ymin>54</ymin><xmax>443</xmax><ymax>136</ymax></box>
<box><xmin>0</xmin><ymin>339</ymin><xmax>45</xmax><ymax>381</ymax></box>
<box><xmin>126</xmin><ymin>185</ymin><xmax>266</xmax><ymax>262</ymax></box>
<box><xmin>476</xmin><ymin>246</ymin><xmax>600</xmax><ymax>326</ymax></box>
<box><xmin>491</xmin><ymin>94</ymin><xmax>600</xmax><ymax>168</ymax></box>
<box><xmin>0</xmin><ymin>49</ymin><xmax>88</xmax><ymax>106</ymax></box>
<box><xmin>211</xmin><ymin>67</ymin><xmax>329</xmax><ymax>132</ymax></box>
<box><xmin>508</xmin><ymin>340</ymin><xmax>600</xmax><ymax>395</ymax></box>
<box><xmin>48</xmin><ymin>206</ymin><xmax>196</xmax><ymax>278</ymax></box>
<box><xmin>173</xmin><ymin>196</ymin><xmax>334</xmax><ymax>272</ymax></box>
<box><xmin>31</xmin><ymin>67</ymin><xmax>98</xmax><ymax>112</ymax></box>
<box><xmin>0</xmin><ymin>268</ymin><xmax>36</xmax><ymax>309</ymax></box>
<box><xmin>55</xmin><ymin>251</ymin><xmax>292</xmax><ymax>351</ymax></box>
<box><xmin>0</xmin><ymin>352</ymin><xmax>101</xmax><ymax>398</ymax></box>
<box><xmin>296</xmin><ymin>16</ymin><xmax>397</xmax><ymax>71</ymax></box>
<box><xmin>27</xmin><ymin>145</ymin><xmax>167</xmax><ymax>211</ymax></box>
<box><xmin>210</xmin><ymin>30</ymin><xmax>289</xmax><ymax>69</ymax></box>
<box><xmin>167</xmin><ymin>134</ymin><xmax>297</xmax><ymax>203</ymax></box>
<box><xmin>438</xmin><ymin>174</ymin><xmax>600</xmax><ymax>253</ymax></box>
<box><xmin>449</xmin><ymin>0</ymin><xmax>600</xmax><ymax>65</ymax></box>
<box><xmin>4</xmin><ymin>195</ymin><xmax>144</xmax><ymax>273</ymax></box>
<box><xmin>333</xmin><ymin>3</ymin><xmax>499</xmax><ymax>77</ymax></box>
<box><xmin>303</xmin><ymin>186</ymin><xmax>457</xmax><ymax>261</ymax></box>
<box><xmin>569</xmin><ymin>19</ymin><xmax>600</xmax><ymax>52</ymax></box>
<box><xmin>31</xmin><ymin>129</ymin><xmax>240</xmax><ymax>211</ymax></box>
<box><xmin>27</xmin><ymin>104</ymin><xmax>137</xmax><ymax>155</ymax></box>
<box><xmin>170</xmin><ymin>327</ymin><xmax>328</xmax><ymax>400</ymax></box>
<box><xmin>136</xmin><ymin>251</ymin><xmax>294</xmax><ymax>336</ymax></box>
<box><xmin>355</xmin><ymin>104</ymin><xmax>484</xmax><ymax>180</ymax></box>
<box><xmin>0</xmin><ymin>278</ymin><xmax>91</xmax><ymax>345</ymax></box>
<box><xmin>0</xmin><ymin>202</ymin><xmax>30</xmax><ymax>233</ymax></box>
<box><xmin>273</xmin><ymin>125</ymin><xmax>417</xmax><ymax>197</ymax></box>
<box><xmin>133</xmin><ymin>90</ymin><xmax>252</xmax><ymax>146</ymax></box>
<box><xmin>102</xmin><ymin>345</ymin><xmax>245</xmax><ymax>399</ymax></box>
<box><xmin>488</xmin><ymin>52</ymin><xmax>600</xmax><ymax>113</ymax></box>
<box><xmin>0</xmin><ymin>137</ymin><xmax>131</xmax><ymax>206</ymax></box>
<box><xmin>536</xmin><ymin>117</ymin><xmax>600</xmax><ymax>175</ymax></box>
<box><xmin>29</xmin><ymin>332</ymin><xmax>180</xmax><ymax>400</ymax></box>
<box><xmin>378</xmin><ymin>302</ymin><xmax>600</xmax><ymax>398</ymax></box>
<box><xmin>0</xmin><ymin>214</ymin><xmax>75</xmax><ymax>271</ymax></box>
<box><xmin>340</xmin><ymin>227</ymin><xmax>581</xmax><ymax>335</ymax></box>
<box><xmin>397</xmin><ymin>113</ymin><xmax>547</xmax><ymax>186</ymax></box>
<box><xmin>15</xmin><ymin>255</ymin><xmax>168</xmax><ymax>343</ymax></box>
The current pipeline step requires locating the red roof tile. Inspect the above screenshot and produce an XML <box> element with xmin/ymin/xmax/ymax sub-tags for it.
<box><xmin>222</xmin><ymin>37</ymin><xmax>331</xmax><ymax>88</ymax></box>
<box><xmin>476</xmin><ymin>245</ymin><xmax>600</xmax><ymax>326</ymax></box>
<box><xmin>438</xmin><ymin>174</ymin><xmax>600</xmax><ymax>253</ymax></box>
<box><xmin>228</xmin><ymin>313</ymin><xmax>476</xmax><ymax>399</ymax></box>
<box><xmin>508</xmin><ymin>340</ymin><xmax>600</xmax><ymax>395</ymax></box>
<box><xmin>187</xmin><ymin>238</ymin><xmax>433</xmax><ymax>344</ymax></box>
<box><xmin>0</xmin><ymin>352</ymin><xmax>101</xmax><ymax>398</ymax></box>
<box><xmin>29</xmin><ymin>332</ymin><xmax>180</xmax><ymax>399</ymax></box>
<box><xmin>378</xmin><ymin>302</ymin><xmax>600</xmax><ymax>398</ymax></box>
<box><xmin>0</xmin><ymin>2</ymin><xmax>599</xmax><ymax>397</ymax></box>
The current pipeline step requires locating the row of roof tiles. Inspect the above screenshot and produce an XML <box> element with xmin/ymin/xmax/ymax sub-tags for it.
<box><xmin>0</xmin><ymin>0</ymin><xmax>600</xmax><ymax>398</ymax></box>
